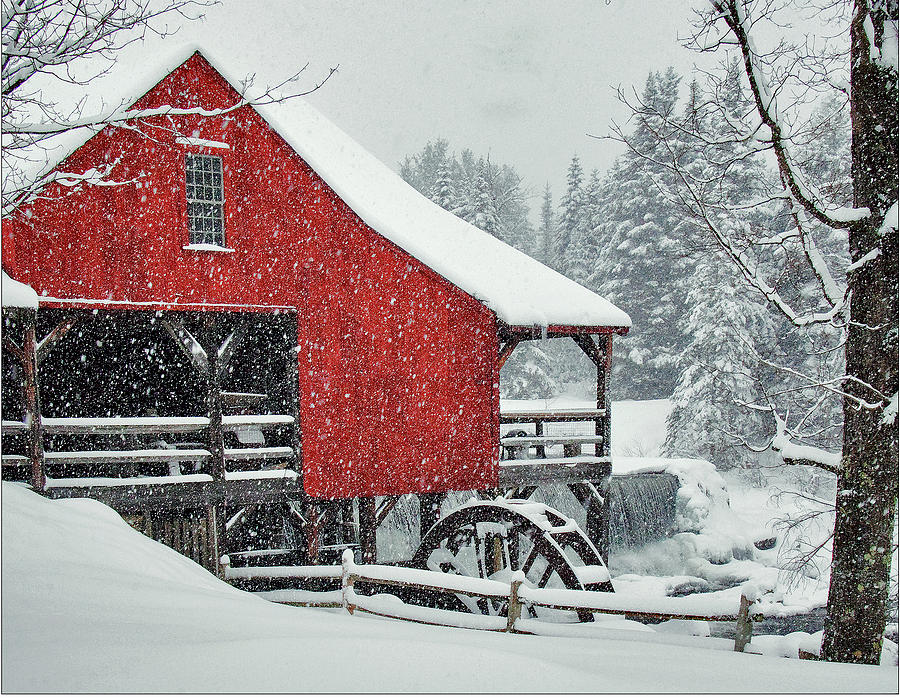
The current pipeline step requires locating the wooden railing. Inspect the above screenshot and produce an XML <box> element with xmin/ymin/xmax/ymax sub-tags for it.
<box><xmin>223</xmin><ymin>552</ymin><xmax>769</xmax><ymax>653</ymax></box>
<box><xmin>0</xmin><ymin>414</ymin><xmax>298</xmax><ymax>491</ymax></box>
<box><xmin>498</xmin><ymin>408</ymin><xmax>610</xmax><ymax>487</ymax></box>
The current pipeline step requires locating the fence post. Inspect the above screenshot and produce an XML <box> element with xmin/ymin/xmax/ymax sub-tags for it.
<box><xmin>341</xmin><ymin>549</ymin><xmax>356</xmax><ymax>615</ymax></box>
<box><xmin>734</xmin><ymin>594</ymin><xmax>753</xmax><ymax>652</ymax></box>
<box><xmin>506</xmin><ymin>572</ymin><xmax>524</xmax><ymax>632</ymax></box>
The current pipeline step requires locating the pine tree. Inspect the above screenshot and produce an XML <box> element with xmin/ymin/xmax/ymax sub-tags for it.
<box><xmin>537</xmin><ymin>184</ymin><xmax>556</xmax><ymax>265</ymax></box>
<box><xmin>589</xmin><ymin>69</ymin><xmax>692</xmax><ymax>399</ymax></box>
<box><xmin>664</xmin><ymin>252</ymin><xmax>776</xmax><ymax>468</ymax></box>
<box><xmin>471</xmin><ymin>172</ymin><xmax>501</xmax><ymax>237</ymax></box>
<box><xmin>567</xmin><ymin>169</ymin><xmax>602</xmax><ymax>286</ymax></box>
<box><xmin>430</xmin><ymin>160</ymin><xmax>458</xmax><ymax>211</ymax></box>
<box><xmin>554</xmin><ymin>155</ymin><xmax>584</xmax><ymax>274</ymax></box>
<box><xmin>399</xmin><ymin>139</ymin><xmax>452</xmax><ymax>195</ymax></box>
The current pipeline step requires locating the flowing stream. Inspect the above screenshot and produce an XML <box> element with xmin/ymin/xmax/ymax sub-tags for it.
<box><xmin>607</xmin><ymin>473</ymin><xmax>681</xmax><ymax>551</ymax></box>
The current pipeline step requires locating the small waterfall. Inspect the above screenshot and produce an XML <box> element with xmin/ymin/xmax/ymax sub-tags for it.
<box><xmin>608</xmin><ymin>473</ymin><xmax>681</xmax><ymax>550</ymax></box>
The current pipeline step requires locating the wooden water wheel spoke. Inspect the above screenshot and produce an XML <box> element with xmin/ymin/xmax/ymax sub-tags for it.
<box><xmin>474</xmin><ymin>531</ymin><xmax>488</xmax><ymax>580</ymax></box>
<box><xmin>412</xmin><ymin>500</ymin><xmax>613</xmax><ymax>623</ymax></box>
<box><xmin>508</xmin><ymin>529</ymin><xmax>520</xmax><ymax>571</ymax></box>
<box><xmin>537</xmin><ymin>563</ymin><xmax>555</xmax><ymax>589</ymax></box>
<box><xmin>519</xmin><ymin>542</ymin><xmax>541</xmax><ymax>579</ymax></box>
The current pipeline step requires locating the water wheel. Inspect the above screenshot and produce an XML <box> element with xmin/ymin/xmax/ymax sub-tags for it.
<box><xmin>411</xmin><ymin>498</ymin><xmax>613</xmax><ymax>622</ymax></box>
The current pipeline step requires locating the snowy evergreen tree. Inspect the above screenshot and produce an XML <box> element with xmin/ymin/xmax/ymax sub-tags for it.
<box><xmin>401</xmin><ymin>141</ymin><xmax>535</xmax><ymax>255</ymax></box>
<box><xmin>554</xmin><ymin>155</ymin><xmax>584</xmax><ymax>274</ymax></box>
<box><xmin>430</xmin><ymin>159</ymin><xmax>458</xmax><ymax>211</ymax></box>
<box><xmin>466</xmin><ymin>172</ymin><xmax>500</xmax><ymax>237</ymax></box>
<box><xmin>499</xmin><ymin>341</ymin><xmax>559</xmax><ymax>400</ymax></box>
<box><xmin>664</xmin><ymin>252</ymin><xmax>776</xmax><ymax>468</ymax></box>
<box><xmin>537</xmin><ymin>183</ymin><xmax>556</xmax><ymax>265</ymax></box>
<box><xmin>567</xmin><ymin>169</ymin><xmax>603</xmax><ymax>286</ymax></box>
<box><xmin>590</xmin><ymin>68</ymin><xmax>693</xmax><ymax>399</ymax></box>
<box><xmin>399</xmin><ymin>139</ymin><xmax>452</xmax><ymax>196</ymax></box>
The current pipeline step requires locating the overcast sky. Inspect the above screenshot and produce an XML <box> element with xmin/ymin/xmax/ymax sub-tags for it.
<box><xmin>84</xmin><ymin>1</ymin><xmax>710</xmax><ymax>208</ymax></box>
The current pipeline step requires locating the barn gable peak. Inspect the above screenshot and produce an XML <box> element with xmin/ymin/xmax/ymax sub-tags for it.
<box><xmin>11</xmin><ymin>47</ymin><xmax>631</xmax><ymax>332</ymax></box>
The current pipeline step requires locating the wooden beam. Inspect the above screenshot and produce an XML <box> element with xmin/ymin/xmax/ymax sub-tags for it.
<box><xmin>207</xmin><ymin>504</ymin><xmax>223</xmax><ymax>578</ymax></box>
<box><xmin>375</xmin><ymin>494</ymin><xmax>402</xmax><ymax>527</ymax></box>
<box><xmin>35</xmin><ymin>315</ymin><xmax>79</xmax><ymax>365</ymax></box>
<box><xmin>44</xmin><ymin>477</ymin><xmax>306</xmax><ymax>511</ymax></box>
<box><xmin>21</xmin><ymin>316</ymin><xmax>45</xmax><ymax>492</ymax></box>
<box><xmin>505</xmin><ymin>324</ymin><xmax>630</xmax><ymax>338</ymax></box>
<box><xmin>358</xmin><ymin>496</ymin><xmax>377</xmax><ymax>564</ymax></box>
<box><xmin>567</xmin><ymin>480</ymin><xmax>609</xmax><ymax>560</ymax></box>
<box><xmin>498</xmin><ymin>458</ymin><xmax>611</xmax><ymax>487</ymax></box>
<box><xmin>285</xmin><ymin>324</ymin><xmax>303</xmax><ymax>483</ymax></box>
<box><xmin>201</xmin><ymin>315</ymin><xmax>226</xmax><ymax>480</ymax></box>
<box><xmin>596</xmin><ymin>334</ymin><xmax>613</xmax><ymax>458</ymax></box>
<box><xmin>500</xmin><ymin>408</ymin><xmax>606</xmax><ymax>423</ymax></box>
<box><xmin>306</xmin><ymin>500</ymin><xmax>321</xmax><ymax>564</ymax></box>
<box><xmin>498</xmin><ymin>337</ymin><xmax>521</xmax><ymax>369</ymax></box>
<box><xmin>503</xmin><ymin>485</ymin><xmax>538</xmax><ymax>500</ymax></box>
<box><xmin>571</xmin><ymin>333</ymin><xmax>602</xmax><ymax>367</ymax></box>
<box><xmin>2</xmin><ymin>336</ymin><xmax>24</xmax><ymax>363</ymax></box>
<box><xmin>419</xmin><ymin>492</ymin><xmax>444</xmax><ymax>540</ymax></box>
<box><xmin>161</xmin><ymin>316</ymin><xmax>208</xmax><ymax>374</ymax></box>
<box><xmin>216</xmin><ymin>319</ymin><xmax>248</xmax><ymax>382</ymax></box>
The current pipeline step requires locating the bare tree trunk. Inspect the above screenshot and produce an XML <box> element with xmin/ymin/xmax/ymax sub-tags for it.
<box><xmin>822</xmin><ymin>0</ymin><xmax>899</xmax><ymax>665</ymax></box>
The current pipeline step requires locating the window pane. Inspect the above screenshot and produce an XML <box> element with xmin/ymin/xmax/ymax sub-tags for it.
<box><xmin>186</xmin><ymin>155</ymin><xmax>225</xmax><ymax>245</ymax></box>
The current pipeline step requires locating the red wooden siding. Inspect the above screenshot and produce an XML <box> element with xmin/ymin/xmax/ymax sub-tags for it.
<box><xmin>2</xmin><ymin>52</ymin><xmax>499</xmax><ymax>497</ymax></box>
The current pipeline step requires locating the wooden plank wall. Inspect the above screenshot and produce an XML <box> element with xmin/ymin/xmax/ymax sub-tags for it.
<box><xmin>123</xmin><ymin>508</ymin><xmax>218</xmax><ymax>574</ymax></box>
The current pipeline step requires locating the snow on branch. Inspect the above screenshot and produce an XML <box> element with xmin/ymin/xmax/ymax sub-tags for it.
<box><xmin>770</xmin><ymin>412</ymin><xmax>842</xmax><ymax>473</ymax></box>
<box><xmin>2</xmin><ymin>0</ymin><xmax>213</xmax><ymax>96</ymax></box>
<box><xmin>707</xmin><ymin>0</ymin><xmax>869</xmax><ymax>230</ymax></box>
<box><xmin>1</xmin><ymin>1</ymin><xmax>339</xmax><ymax>214</ymax></box>
<box><xmin>5</xmin><ymin>62</ymin><xmax>337</xmax><ymax>138</ymax></box>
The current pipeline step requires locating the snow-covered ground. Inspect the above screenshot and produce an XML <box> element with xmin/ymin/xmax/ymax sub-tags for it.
<box><xmin>2</xmin><ymin>483</ymin><xmax>897</xmax><ymax>693</ymax></box>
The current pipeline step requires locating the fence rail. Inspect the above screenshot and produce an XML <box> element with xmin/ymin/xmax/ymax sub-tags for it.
<box><xmin>1</xmin><ymin>413</ymin><xmax>298</xmax><ymax>490</ymax></box>
<box><xmin>222</xmin><ymin>552</ymin><xmax>765</xmax><ymax>653</ymax></box>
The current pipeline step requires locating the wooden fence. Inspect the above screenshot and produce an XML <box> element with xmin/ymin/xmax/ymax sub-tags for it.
<box><xmin>222</xmin><ymin>551</ymin><xmax>763</xmax><ymax>653</ymax></box>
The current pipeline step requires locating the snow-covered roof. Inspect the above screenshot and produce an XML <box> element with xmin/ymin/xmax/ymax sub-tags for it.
<box><xmin>9</xmin><ymin>47</ymin><xmax>631</xmax><ymax>330</ymax></box>
<box><xmin>2</xmin><ymin>271</ymin><xmax>39</xmax><ymax>309</ymax></box>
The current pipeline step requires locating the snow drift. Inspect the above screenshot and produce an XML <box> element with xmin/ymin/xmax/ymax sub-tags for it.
<box><xmin>2</xmin><ymin>483</ymin><xmax>896</xmax><ymax>693</ymax></box>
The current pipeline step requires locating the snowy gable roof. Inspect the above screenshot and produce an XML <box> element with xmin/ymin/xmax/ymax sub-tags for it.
<box><xmin>247</xmin><ymin>69</ymin><xmax>630</xmax><ymax>330</ymax></box>
<box><xmin>13</xmin><ymin>47</ymin><xmax>631</xmax><ymax>330</ymax></box>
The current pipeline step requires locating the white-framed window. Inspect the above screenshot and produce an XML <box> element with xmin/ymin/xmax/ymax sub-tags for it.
<box><xmin>185</xmin><ymin>154</ymin><xmax>225</xmax><ymax>246</ymax></box>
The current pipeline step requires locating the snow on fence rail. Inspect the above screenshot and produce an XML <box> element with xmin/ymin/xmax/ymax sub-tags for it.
<box><xmin>222</xmin><ymin>551</ymin><xmax>764</xmax><ymax>652</ymax></box>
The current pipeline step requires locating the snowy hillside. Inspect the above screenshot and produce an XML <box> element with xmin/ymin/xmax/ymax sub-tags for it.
<box><xmin>2</xmin><ymin>483</ymin><xmax>896</xmax><ymax>693</ymax></box>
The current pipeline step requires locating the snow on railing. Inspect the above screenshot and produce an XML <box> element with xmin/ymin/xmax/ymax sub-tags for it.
<box><xmin>223</xmin><ymin>551</ymin><xmax>773</xmax><ymax>653</ymax></box>
<box><xmin>1</xmin><ymin>414</ymin><xmax>298</xmax><ymax>489</ymax></box>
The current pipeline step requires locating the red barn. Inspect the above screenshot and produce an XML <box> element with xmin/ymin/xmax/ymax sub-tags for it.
<box><xmin>2</xmin><ymin>49</ymin><xmax>630</xmax><ymax>568</ymax></box>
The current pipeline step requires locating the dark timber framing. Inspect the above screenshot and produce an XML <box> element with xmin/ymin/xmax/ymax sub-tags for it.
<box><xmin>1</xmin><ymin>304</ymin><xmax>303</xmax><ymax>576</ymax></box>
<box><xmin>495</xmin><ymin>323</ymin><xmax>622</xmax><ymax>559</ymax></box>
<box><xmin>2</xmin><ymin>303</ymin><xmax>627</xmax><ymax>575</ymax></box>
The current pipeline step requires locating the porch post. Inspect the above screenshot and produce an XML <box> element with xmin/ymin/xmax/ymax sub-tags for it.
<box><xmin>570</xmin><ymin>332</ymin><xmax>614</xmax><ymax>560</ymax></box>
<box><xmin>358</xmin><ymin>496</ymin><xmax>377</xmax><ymax>563</ymax></box>
<box><xmin>596</xmin><ymin>334</ymin><xmax>613</xmax><ymax>560</ymax></box>
<box><xmin>22</xmin><ymin>311</ymin><xmax>45</xmax><ymax>492</ymax></box>
<box><xmin>597</xmin><ymin>334</ymin><xmax>613</xmax><ymax>459</ymax></box>
<box><xmin>201</xmin><ymin>314</ymin><xmax>226</xmax><ymax>481</ymax></box>
<box><xmin>306</xmin><ymin>500</ymin><xmax>321</xmax><ymax>564</ymax></box>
